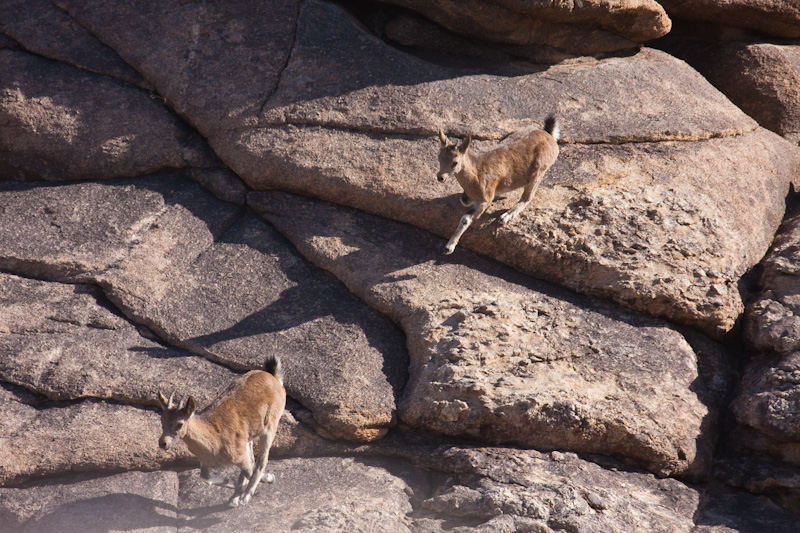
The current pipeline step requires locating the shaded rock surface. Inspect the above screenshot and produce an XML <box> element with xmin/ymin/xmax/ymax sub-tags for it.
<box><xmin>0</xmin><ymin>49</ymin><xmax>215</xmax><ymax>181</ymax></box>
<box><xmin>372</xmin><ymin>0</ymin><xmax>671</xmax><ymax>58</ymax></box>
<box><xmin>0</xmin><ymin>177</ymin><xmax>408</xmax><ymax>443</ymax></box>
<box><xmin>0</xmin><ymin>447</ymin><xmax>707</xmax><ymax>533</ymax></box>
<box><xmin>659</xmin><ymin>0</ymin><xmax>800</xmax><ymax>39</ymax></box>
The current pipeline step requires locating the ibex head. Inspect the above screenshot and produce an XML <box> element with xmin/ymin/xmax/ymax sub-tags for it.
<box><xmin>157</xmin><ymin>391</ymin><xmax>196</xmax><ymax>451</ymax></box>
<box><xmin>437</xmin><ymin>129</ymin><xmax>472</xmax><ymax>182</ymax></box>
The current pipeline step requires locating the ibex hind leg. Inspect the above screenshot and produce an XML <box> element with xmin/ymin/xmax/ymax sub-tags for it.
<box><xmin>499</xmin><ymin>170</ymin><xmax>545</xmax><ymax>225</ymax></box>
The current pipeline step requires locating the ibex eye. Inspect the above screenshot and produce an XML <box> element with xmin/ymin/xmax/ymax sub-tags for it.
<box><xmin>451</xmin><ymin>162</ymin><xmax>457</xmax><ymax>168</ymax></box>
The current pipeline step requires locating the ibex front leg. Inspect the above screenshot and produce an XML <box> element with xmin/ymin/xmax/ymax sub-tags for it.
<box><xmin>445</xmin><ymin>201</ymin><xmax>489</xmax><ymax>255</ymax></box>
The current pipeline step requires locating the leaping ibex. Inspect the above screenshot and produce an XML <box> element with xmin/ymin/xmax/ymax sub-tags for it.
<box><xmin>437</xmin><ymin>116</ymin><xmax>560</xmax><ymax>254</ymax></box>
<box><xmin>158</xmin><ymin>356</ymin><xmax>286</xmax><ymax>507</ymax></box>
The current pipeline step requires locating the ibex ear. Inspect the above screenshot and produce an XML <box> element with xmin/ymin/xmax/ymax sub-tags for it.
<box><xmin>438</xmin><ymin>128</ymin><xmax>447</xmax><ymax>145</ymax></box>
<box><xmin>183</xmin><ymin>396</ymin><xmax>197</xmax><ymax>417</ymax></box>
<box><xmin>459</xmin><ymin>134</ymin><xmax>472</xmax><ymax>154</ymax></box>
<box><xmin>157</xmin><ymin>391</ymin><xmax>169</xmax><ymax>409</ymax></box>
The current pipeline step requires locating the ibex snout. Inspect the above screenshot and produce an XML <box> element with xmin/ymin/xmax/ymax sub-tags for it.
<box><xmin>159</xmin><ymin>435</ymin><xmax>173</xmax><ymax>450</ymax></box>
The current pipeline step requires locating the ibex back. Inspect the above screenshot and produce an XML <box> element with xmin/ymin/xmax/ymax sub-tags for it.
<box><xmin>158</xmin><ymin>356</ymin><xmax>286</xmax><ymax>507</ymax></box>
<box><xmin>437</xmin><ymin>116</ymin><xmax>560</xmax><ymax>254</ymax></box>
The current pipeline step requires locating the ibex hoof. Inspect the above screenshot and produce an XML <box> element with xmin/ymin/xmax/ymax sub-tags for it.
<box><xmin>444</xmin><ymin>244</ymin><xmax>455</xmax><ymax>255</ymax></box>
<box><xmin>263</xmin><ymin>473</ymin><xmax>276</xmax><ymax>483</ymax></box>
<box><xmin>499</xmin><ymin>212</ymin><xmax>513</xmax><ymax>225</ymax></box>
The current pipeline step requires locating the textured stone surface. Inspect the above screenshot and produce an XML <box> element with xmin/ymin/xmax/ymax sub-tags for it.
<box><xmin>0</xmin><ymin>0</ymin><xmax>147</xmax><ymax>87</ymax></box>
<box><xmin>376</xmin><ymin>0</ymin><xmax>671</xmax><ymax>57</ymax></box>
<box><xmin>0</xmin><ymin>273</ymin><xmax>236</xmax><ymax>407</ymax></box>
<box><xmin>660</xmin><ymin>0</ymin><xmax>800</xmax><ymax>39</ymax></box>
<box><xmin>664</xmin><ymin>41</ymin><xmax>800</xmax><ymax>144</ymax></box>
<box><xmin>4</xmin><ymin>0</ymin><xmax>800</xmax><ymax>527</ymax></box>
<box><xmin>253</xmin><ymin>191</ymin><xmax>718</xmax><ymax>478</ymax></box>
<box><xmin>0</xmin><ymin>385</ymin><xmax>173</xmax><ymax>486</ymax></box>
<box><xmin>0</xmin><ymin>470</ymin><xmax>179</xmax><ymax>533</ymax></box>
<box><xmin>0</xmin><ymin>50</ymin><xmax>216</xmax><ymax>182</ymax></box>
<box><xmin>0</xmin><ymin>177</ymin><xmax>408</xmax><ymax>442</ymax></box>
<box><xmin>48</xmin><ymin>0</ymin><xmax>800</xmax><ymax>338</ymax></box>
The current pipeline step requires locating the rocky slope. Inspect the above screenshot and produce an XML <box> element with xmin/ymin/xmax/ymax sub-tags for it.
<box><xmin>2</xmin><ymin>0</ymin><xmax>800</xmax><ymax>531</ymax></box>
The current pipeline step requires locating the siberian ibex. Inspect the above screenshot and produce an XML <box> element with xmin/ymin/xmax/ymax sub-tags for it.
<box><xmin>437</xmin><ymin>115</ymin><xmax>560</xmax><ymax>254</ymax></box>
<box><xmin>158</xmin><ymin>356</ymin><xmax>286</xmax><ymax>507</ymax></box>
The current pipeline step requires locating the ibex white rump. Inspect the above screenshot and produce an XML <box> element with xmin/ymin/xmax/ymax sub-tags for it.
<box><xmin>437</xmin><ymin>116</ymin><xmax>560</xmax><ymax>254</ymax></box>
<box><xmin>158</xmin><ymin>356</ymin><xmax>286</xmax><ymax>507</ymax></box>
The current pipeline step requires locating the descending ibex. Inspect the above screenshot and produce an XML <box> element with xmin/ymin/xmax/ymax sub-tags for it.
<box><xmin>437</xmin><ymin>116</ymin><xmax>560</xmax><ymax>254</ymax></box>
<box><xmin>158</xmin><ymin>356</ymin><xmax>286</xmax><ymax>507</ymax></box>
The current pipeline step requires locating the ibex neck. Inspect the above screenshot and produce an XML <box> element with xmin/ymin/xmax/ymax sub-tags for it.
<box><xmin>456</xmin><ymin>154</ymin><xmax>480</xmax><ymax>185</ymax></box>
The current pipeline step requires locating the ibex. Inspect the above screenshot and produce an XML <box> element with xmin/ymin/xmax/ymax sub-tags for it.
<box><xmin>437</xmin><ymin>115</ymin><xmax>560</xmax><ymax>254</ymax></box>
<box><xmin>158</xmin><ymin>356</ymin><xmax>286</xmax><ymax>507</ymax></box>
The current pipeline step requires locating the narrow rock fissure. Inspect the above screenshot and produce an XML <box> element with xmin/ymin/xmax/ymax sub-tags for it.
<box><xmin>258</xmin><ymin>0</ymin><xmax>304</xmax><ymax>119</ymax></box>
<box><xmin>230</xmin><ymin>119</ymin><xmax>760</xmax><ymax>147</ymax></box>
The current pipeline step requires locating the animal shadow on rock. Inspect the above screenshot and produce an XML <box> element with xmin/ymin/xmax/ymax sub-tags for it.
<box><xmin>15</xmin><ymin>493</ymin><xmax>223</xmax><ymax>533</ymax></box>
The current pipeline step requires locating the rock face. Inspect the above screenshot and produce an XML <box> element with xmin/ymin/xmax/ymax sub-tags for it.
<box><xmin>0</xmin><ymin>50</ymin><xmax>216</xmax><ymax>181</ymax></box>
<box><xmin>659</xmin><ymin>0</ymin><xmax>800</xmax><ymax>39</ymax></box>
<box><xmin>374</xmin><ymin>0</ymin><xmax>671</xmax><ymax>57</ymax></box>
<box><xmin>659</xmin><ymin>39</ymin><xmax>800</xmax><ymax>145</ymax></box>
<box><xmin>3</xmin><ymin>0</ymin><xmax>800</xmax><ymax>530</ymax></box>
<box><xmin>252</xmin><ymin>191</ymin><xmax>715</xmax><ymax>478</ymax></box>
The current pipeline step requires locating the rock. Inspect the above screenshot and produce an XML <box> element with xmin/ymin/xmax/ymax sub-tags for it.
<box><xmin>0</xmin><ymin>470</ymin><xmax>179</xmax><ymax>533</ymax></box>
<box><xmin>0</xmin><ymin>272</ymin><xmax>238</xmax><ymax>407</ymax></box>
<box><xmin>659</xmin><ymin>0</ymin><xmax>800</xmax><ymax>39</ymax></box>
<box><xmin>178</xmin><ymin>457</ymin><xmax>415</xmax><ymax>532</ymax></box>
<box><xmin>49</xmin><ymin>0</ymin><xmax>800</xmax><ymax>337</ymax></box>
<box><xmin>0</xmin><ymin>384</ymin><xmax>174</xmax><ymax>486</ymax></box>
<box><xmin>1</xmin><ymin>444</ymin><xmax>705</xmax><ymax>533</ymax></box>
<box><xmin>714</xmin><ymin>453</ymin><xmax>800</xmax><ymax>514</ymax></box>
<box><xmin>0</xmin><ymin>50</ymin><xmax>217</xmax><ymax>182</ymax></box>
<box><xmin>373</xmin><ymin>0</ymin><xmax>671</xmax><ymax>57</ymax></box>
<box><xmin>385</xmin><ymin>443</ymin><xmax>700</xmax><ymax>532</ymax></box>
<box><xmin>693</xmin><ymin>490</ymin><xmax>800</xmax><ymax>533</ymax></box>
<box><xmin>0</xmin><ymin>0</ymin><xmax>147</xmax><ymax>87</ymax></box>
<box><xmin>732</xmin><ymin>352</ymin><xmax>800</xmax><ymax>447</ymax></box>
<box><xmin>252</xmin><ymin>191</ymin><xmax>720</xmax><ymax>478</ymax></box>
<box><xmin>55</xmin><ymin>0</ymin><xmax>302</xmax><ymax>133</ymax></box>
<box><xmin>0</xmin><ymin>176</ymin><xmax>408</xmax><ymax>443</ymax></box>
<box><xmin>662</xmin><ymin>40</ymin><xmax>800</xmax><ymax>144</ymax></box>
<box><xmin>746</xmin><ymin>208</ymin><xmax>800</xmax><ymax>354</ymax></box>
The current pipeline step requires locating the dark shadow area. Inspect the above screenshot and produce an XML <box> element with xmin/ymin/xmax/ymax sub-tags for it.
<box><xmin>182</xmin><ymin>210</ymin><xmax>410</xmax><ymax>400</ymax></box>
<box><xmin>694</xmin><ymin>489</ymin><xmax>800</xmax><ymax>533</ymax></box>
<box><xmin>16</xmin><ymin>493</ymin><xmax>181</xmax><ymax>533</ymax></box>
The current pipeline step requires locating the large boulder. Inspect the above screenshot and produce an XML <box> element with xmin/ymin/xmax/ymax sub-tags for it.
<box><xmin>252</xmin><ymin>191</ymin><xmax>723</xmax><ymax>478</ymax></box>
<box><xmin>372</xmin><ymin>0</ymin><xmax>671</xmax><ymax>57</ymax></box>
<box><xmin>660</xmin><ymin>40</ymin><xmax>800</xmax><ymax>144</ymax></box>
<box><xmin>659</xmin><ymin>0</ymin><xmax>800</xmax><ymax>39</ymax></box>
<box><xmin>0</xmin><ymin>177</ymin><xmax>408</xmax><ymax>443</ymax></box>
<box><xmin>54</xmin><ymin>0</ymin><xmax>800</xmax><ymax>338</ymax></box>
